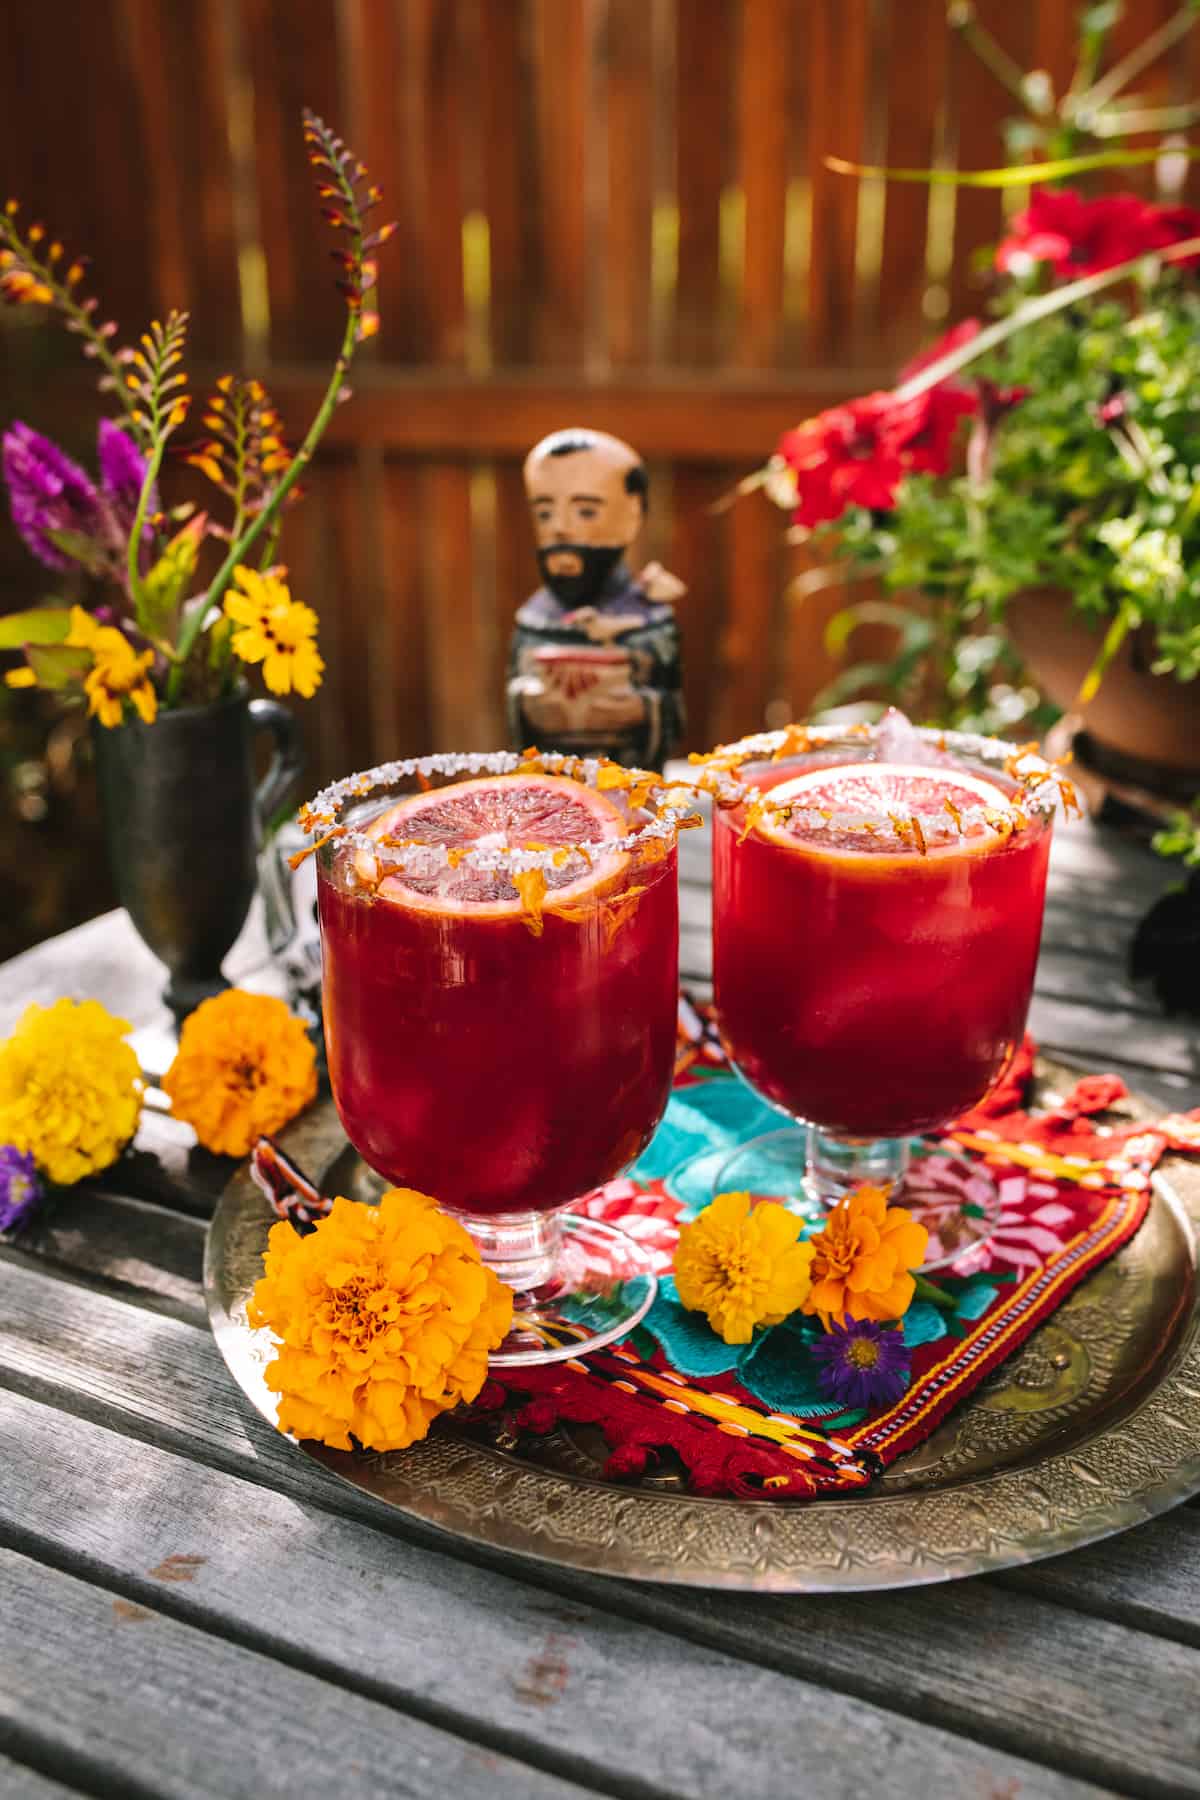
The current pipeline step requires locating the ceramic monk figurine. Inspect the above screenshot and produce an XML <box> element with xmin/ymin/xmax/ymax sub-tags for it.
<box><xmin>507</xmin><ymin>427</ymin><xmax>685</xmax><ymax>769</ymax></box>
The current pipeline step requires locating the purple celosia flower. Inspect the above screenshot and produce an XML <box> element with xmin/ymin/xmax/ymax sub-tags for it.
<box><xmin>2</xmin><ymin>421</ymin><xmax>100</xmax><ymax>570</ymax></box>
<box><xmin>0</xmin><ymin>1146</ymin><xmax>43</xmax><ymax>1234</ymax></box>
<box><xmin>810</xmin><ymin>1318</ymin><xmax>911</xmax><ymax>1410</ymax></box>
<box><xmin>97</xmin><ymin>417</ymin><xmax>156</xmax><ymax>537</ymax></box>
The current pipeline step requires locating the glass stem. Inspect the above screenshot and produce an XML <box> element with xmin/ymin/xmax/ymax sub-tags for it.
<box><xmin>805</xmin><ymin>1131</ymin><xmax>911</xmax><ymax>1208</ymax></box>
<box><xmin>457</xmin><ymin>1209</ymin><xmax>564</xmax><ymax>1294</ymax></box>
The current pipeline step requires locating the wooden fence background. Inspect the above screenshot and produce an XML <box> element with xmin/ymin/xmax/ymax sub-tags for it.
<box><xmin>1</xmin><ymin>0</ymin><xmax>1196</xmax><ymax>794</ymax></box>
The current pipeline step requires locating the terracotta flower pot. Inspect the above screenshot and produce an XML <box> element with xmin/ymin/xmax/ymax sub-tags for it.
<box><xmin>1006</xmin><ymin>588</ymin><xmax>1200</xmax><ymax>778</ymax></box>
<box><xmin>91</xmin><ymin>689</ymin><xmax>302</xmax><ymax>1022</ymax></box>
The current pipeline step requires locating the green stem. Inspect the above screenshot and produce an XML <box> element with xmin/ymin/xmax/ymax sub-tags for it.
<box><xmin>912</xmin><ymin>1273</ymin><xmax>956</xmax><ymax>1309</ymax></box>
<box><xmin>1074</xmin><ymin>4</ymin><xmax>1199</xmax><ymax>116</ymax></box>
<box><xmin>166</xmin><ymin>309</ymin><xmax>359</xmax><ymax>703</ymax></box>
<box><xmin>258</xmin><ymin>514</ymin><xmax>284</xmax><ymax>572</ymax></box>
<box><xmin>1090</xmin><ymin>102</ymin><xmax>1200</xmax><ymax>137</ymax></box>
<box><xmin>1075</xmin><ymin>603</ymin><xmax>1134</xmax><ymax>708</ymax></box>
<box><xmin>126</xmin><ymin>439</ymin><xmax>165</xmax><ymax>619</ymax></box>
<box><xmin>947</xmin><ymin>3</ymin><xmax>1030</xmax><ymax>106</ymax></box>
<box><xmin>893</xmin><ymin>233</ymin><xmax>1200</xmax><ymax>405</ymax></box>
<box><xmin>0</xmin><ymin>225</ymin><xmax>144</xmax><ymax>442</ymax></box>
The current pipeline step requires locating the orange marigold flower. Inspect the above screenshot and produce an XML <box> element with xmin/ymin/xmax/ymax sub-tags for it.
<box><xmin>162</xmin><ymin>988</ymin><xmax>317</xmax><ymax>1157</ymax></box>
<box><xmin>674</xmin><ymin>1190</ymin><xmax>816</xmax><ymax>1344</ymax></box>
<box><xmin>803</xmin><ymin>1184</ymin><xmax>928</xmax><ymax>1328</ymax></box>
<box><xmin>248</xmin><ymin>1188</ymin><xmax>514</xmax><ymax>1451</ymax></box>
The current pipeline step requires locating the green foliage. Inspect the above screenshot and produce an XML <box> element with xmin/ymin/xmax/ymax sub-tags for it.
<box><xmin>23</xmin><ymin>643</ymin><xmax>90</xmax><ymax>690</ymax></box>
<box><xmin>817</xmin><ymin>284</ymin><xmax>1200</xmax><ymax>721</ymax></box>
<box><xmin>0</xmin><ymin>606</ymin><xmax>73</xmax><ymax>650</ymax></box>
<box><xmin>1152</xmin><ymin>810</ymin><xmax>1200</xmax><ymax>866</ymax></box>
<box><xmin>136</xmin><ymin>516</ymin><xmax>204</xmax><ymax>640</ymax></box>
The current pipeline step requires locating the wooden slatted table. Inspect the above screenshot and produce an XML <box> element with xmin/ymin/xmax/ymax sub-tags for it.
<box><xmin>2</xmin><ymin>814</ymin><xmax>1200</xmax><ymax>1800</ymax></box>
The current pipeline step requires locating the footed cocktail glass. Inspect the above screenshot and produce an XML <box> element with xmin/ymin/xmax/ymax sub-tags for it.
<box><xmin>306</xmin><ymin>752</ymin><xmax>688</xmax><ymax>1364</ymax></box>
<box><xmin>707</xmin><ymin>718</ymin><xmax>1058</xmax><ymax>1262</ymax></box>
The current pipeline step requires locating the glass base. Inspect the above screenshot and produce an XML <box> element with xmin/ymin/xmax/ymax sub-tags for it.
<box><xmin>458</xmin><ymin>1209</ymin><xmax>658</xmax><ymax>1368</ymax></box>
<box><xmin>713</xmin><ymin>1128</ymin><xmax>1000</xmax><ymax>1273</ymax></box>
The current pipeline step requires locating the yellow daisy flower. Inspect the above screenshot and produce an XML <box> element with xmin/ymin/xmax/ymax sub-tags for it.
<box><xmin>66</xmin><ymin>606</ymin><xmax>158</xmax><ymax>728</ymax></box>
<box><xmin>0</xmin><ymin>997</ymin><xmax>143</xmax><ymax>1185</ymax></box>
<box><xmin>223</xmin><ymin>565</ymin><xmax>324</xmax><ymax>698</ymax></box>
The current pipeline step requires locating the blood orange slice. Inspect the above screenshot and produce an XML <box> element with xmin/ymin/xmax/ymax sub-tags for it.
<box><xmin>755</xmin><ymin>761</ymin><xmax>1013</xmax><ymax>859</ymax></box>
<box><xmin>357</xmin><ymin>772</ymin><xmax>629</xmax><ymax>915</ymax></box>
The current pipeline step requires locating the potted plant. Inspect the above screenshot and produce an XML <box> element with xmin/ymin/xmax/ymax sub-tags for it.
<box><xmin>758</xmin><ymin>3</ymin><xmax>1200</xmax><ymax>782</ymax></box>
<box><xmin>0</xmin><ymin>113</ymin><xmax>395</xmax><ymax>1018</ymax></box>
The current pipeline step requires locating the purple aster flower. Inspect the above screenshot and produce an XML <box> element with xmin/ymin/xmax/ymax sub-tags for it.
<box><xmin>810</xmin><ymin>1319</ymin><xmax>911</xmax><ymax>1410</ymax></box>
<box><xmin>0</xmin><ymin>1146</ymin><xmax>43</xmax><ymax>1234</ymax></box>
<box><xmin>97</xmin><ymin>417</ymin><xmax>156</xmax><ymax>537</ymax></box>
<box><xmin>2</xmin><ymin>421</ymin><xmax>101</xmax><ymax>570</ymax></box>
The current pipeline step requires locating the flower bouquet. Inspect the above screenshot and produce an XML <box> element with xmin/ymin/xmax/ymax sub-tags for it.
<box><xmin>0</xmin><ymin>110</ymin><xmax>393</xmax><ymax>715</ymax></box>
<box><xmin>0</xmin><ymin>112</ymin><xmax>396</xmax><ymax>1013</ymax></box>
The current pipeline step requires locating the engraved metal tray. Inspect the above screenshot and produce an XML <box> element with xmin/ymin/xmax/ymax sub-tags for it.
<box><xmin>205</xmin><ymin>1066</ymin><xmax>1200</xmax><ymax>1591</ymax></box>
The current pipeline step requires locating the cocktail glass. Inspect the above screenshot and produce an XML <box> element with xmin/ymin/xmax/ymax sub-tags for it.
<box><xmin>707</xmin><ymin>719</ymin><xmax>1057</xmax><ymax>1263</ymax></box>
<box><xmin>307</xmin><ymin>751</ymin><xmax>687</xmax><ymax>1365</ymax></box>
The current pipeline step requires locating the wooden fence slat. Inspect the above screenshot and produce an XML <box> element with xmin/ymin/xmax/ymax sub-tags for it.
<box><xmin>673</xmin><ymin>0</ymin><xmax>734</xmax><ymax>365</ymax></box>
<box><xmin>238</xmin><ymin>0</ymin><xmax>345</xmax><ymax>361</ymax></box>
<box><xmin>604</xmin><ymin>0</ymin><xmax>655</xmax><ymax>368</ymax></box>
<box><xmin>876</xmin><ymin>0</ymin><xmax>948</xmax><ymax>363</ymax></box>
<box><xmin>321</xmin><ymin>453</ymin><xmax>379</xmax><ymax>779</ymax></box>
<box><xmin>490</xmin><ymin>461</ymin><xmax>534</xmax><ymax>743</ymax></box>
<box><xmin>420</xmin><ymin>462</ymin><xmax>486</xmax><ymax>750</ymax></box>
<box><xmin>478</xmin><ymin>0</ymin><xmax>539</xmax><ymax>366</ymax></box>
<box><xmin>805</xmin><ymin>0</ymin><xmax>870</xmax><ymax>360</ymax></box>
<box><xmin>735</xmin><ymin>0</ymin><xmax>790</xmax><ymax>369</ymax></box>
<box><xmin>713</xmin><ymin>485</ymin><xmax>781</xmax><ymax>741</ymax></box>
<box><xmin>378</xmin><ymin>459</ymin><xmax>433</xmax><ymax>758</ymax></box>
<box><xmin>947</xmin><ymin>0</ymin><xmax>1035</xmax><ymax>320</ymax></box>
<box><xmin>531</xmin><ymin>0</ymin><xmax>595</xmax><ymax>366</ymax></box>
<box><xmin>667</xmin><ymin>466</ymin><xmax>730</xmax><ymax>750</ymax></box>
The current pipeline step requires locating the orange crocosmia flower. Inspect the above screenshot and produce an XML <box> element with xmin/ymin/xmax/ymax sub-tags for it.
<box><xmin>247</xmin><ymin>1188</ymin><xmax>514</xmax><ymax>1452</ymax></box>
<box><xmin>162</xmin><ymin>988</ymin><xmax>318</xmax><ymax>1157</ymax></box>
<box><xmin>803</xmin><ymin>1184</ymin><xmax>928</xmax><ymax>1327</ymax></box>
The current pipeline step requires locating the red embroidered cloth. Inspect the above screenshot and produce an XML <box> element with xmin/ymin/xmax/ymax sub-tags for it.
<box><xmin>472</xmin><ymin>1024</ymin><xmax>1194</xmax><ymax>1501</ymax></box>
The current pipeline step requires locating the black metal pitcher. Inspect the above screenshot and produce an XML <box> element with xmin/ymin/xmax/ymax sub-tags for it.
<box><xmin>91</xmin><ymin>689</ymin><xmax>303</xmax><ymax>1023</ymax></box>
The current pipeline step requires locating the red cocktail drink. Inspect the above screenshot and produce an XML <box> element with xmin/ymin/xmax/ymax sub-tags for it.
<box><xmin>708</xmin><ymin>723</ymin><xmax>1056</xmax><ymax>1216</ymax></box>
<box><xmin>309</xmin><ymin>755</ymin><xmax>684</xmax><ymax>1365</ymax></box>
<box><xmin>320</xmin><ymin>813</ymin><xmax>678</xmax><ymax>1215</ymax></box>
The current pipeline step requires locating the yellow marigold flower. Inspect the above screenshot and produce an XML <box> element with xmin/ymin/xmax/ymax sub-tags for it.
<box><xmin>4</xmin><ymin>666</ymin><xmax>37</xmax><ymax>687</ymax></box>
<box><xmin>248</xmin><ymin>1188</ymin><xmax>514</xmax><ymax>1451</ymax></box>
<box><xmin>162</xmin><ymin>988</ymin><xmax>318</xmax><ymax>1157</ymax></box>
<box><xmin>66</xmin><ymin>607</ymin><xmax>157</xmax><ymax>727</ymax></box>
<box><xmin>0</xmin><ymin>998</ymin><xmax>142</xmax><ymax>1185</ymax></box>
<box><xmin>803</xmin><ymin>1184</ymin><xmax>928</xmax><ymax>1328</ymax></box>
<box><xmin>673</xmin><ymin>1191</ymin><xmax>816</xmax><ymax>1345</ymax></box>
<box><xmin>223</xmin><ymin>565</ymin><xmax>324</xmax><ymax>699</ymax></box>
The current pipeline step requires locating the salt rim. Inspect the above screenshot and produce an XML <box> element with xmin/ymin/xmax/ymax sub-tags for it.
<box><xmin>694</xmin><ymin>723</ymin><xmax>1065</xmax><ymax>848</ymax></box>
<box><xmin>299</xmin><ymin>750</ymin><xmax>700</xmax><ymax>879</ymax></box>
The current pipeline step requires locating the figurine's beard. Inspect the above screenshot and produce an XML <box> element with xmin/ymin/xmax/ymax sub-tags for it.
<box><xmin>538</xmin><ymin>543</ymin><xmax>623</xmax><ymax>608</ymax></box>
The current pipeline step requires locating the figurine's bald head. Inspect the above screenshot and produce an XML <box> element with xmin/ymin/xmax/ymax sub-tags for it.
<box><xmin>524</xmin><ymin>429</ymin><xmax>648</xmax><ymax>606</ymax></box>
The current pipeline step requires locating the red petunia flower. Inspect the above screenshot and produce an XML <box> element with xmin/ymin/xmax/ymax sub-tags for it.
<box><xmin>777</xmin><ymin>385</ymin><xmax>976</xmax><ymax>528</ymax></box>
<box><xmin>995</xmin><ymin>187</ymin><xmax>1200</xmax><ymax>281</ymax></box>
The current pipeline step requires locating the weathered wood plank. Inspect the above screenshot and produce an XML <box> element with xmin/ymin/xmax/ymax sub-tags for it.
<box><xmin>0</xmin><ymin>1754</ymin><xmax>84</xmax><ymax>1800</ymax></box>
<box><xmin>0</xmin><ymin>1550</ymin><xmax>591</xmax><ymax>1800</ymax></box>
<box><xmin>0</xmin><ymin>1262</ymin><xmax>1186</xmax><ymax>1797</ymax></box>
<box><xmin>1002</xmin><ymin>1507</ymin><xmax>1200</xmax><ymax>1649</ymax></box>
<box><xmin>1029</xmin><ymin>993</ymin><xmax>1199</xmax><ymax>1082</ymax></box>
<box><xmin>0</xmin><ymin>1386</ymin><xmax>1113</xmax><ymax>1800</ymax></box>
<box><xmin>2</xmin><ymin>1188</ymin><xmax>204</xmax><ymax>1316</ymax></box>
